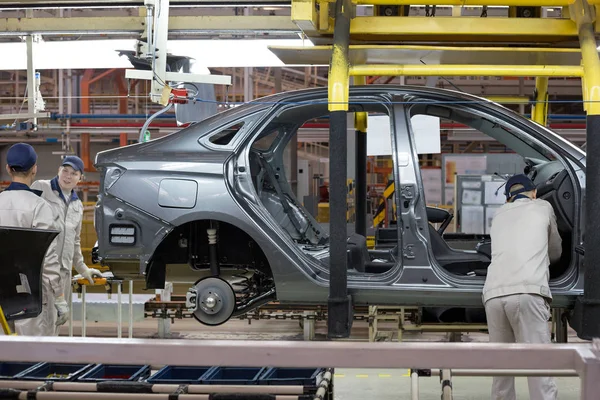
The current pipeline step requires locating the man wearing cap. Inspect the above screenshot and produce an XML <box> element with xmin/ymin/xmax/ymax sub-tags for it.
<box><xmin>32</xmin><ymin>155</ymin><xmax>101</xmax><ymax>334</ymax></box>
<box><xmin>0</xmin><ymin>143</ymin><xmax>66</xmax><ymax>336</ymax></box>
<box><xmin>483</xmin><ymin>174</ymin><xmax>562</xmax><ymax>400</ymax></box>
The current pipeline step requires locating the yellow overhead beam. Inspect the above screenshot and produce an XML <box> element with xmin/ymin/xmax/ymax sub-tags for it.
<box><xmin>349</xmin><ymin>64</ymin><xmax>584</xmax><ymax>77</ymax></box>
<box><xmin>346</xmin><ymin>16</ymin><xmax>577</xmax><ymax>37</ymax></box>
<box><xmin>570</xmin><ymin>0</ymin><xmax>600</xmax><ymax>115</ymax></box>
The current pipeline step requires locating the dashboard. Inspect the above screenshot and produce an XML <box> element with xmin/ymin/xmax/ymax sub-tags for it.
<box><xmin>526</xmin><ymin>158</ymin><xmax>575</xmax><ymax>233</ymax></box>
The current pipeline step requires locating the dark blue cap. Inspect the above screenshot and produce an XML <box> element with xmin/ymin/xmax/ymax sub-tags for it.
<box><xmin>7</xmin><ymin>143</ymin><xmax>37</xmax><ymax>172</ymax></box>
<box><xmin>505</xmin><ymin>174</ymin><xmax>536</xmax><ymax>200</ymax></box>
<box><xmin>62</xmin><ymin>155</ymin><xmax>84</xmax><ymax>173</ymax></box>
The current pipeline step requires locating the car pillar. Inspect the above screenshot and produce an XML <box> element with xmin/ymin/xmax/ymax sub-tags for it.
<box><xmin>327</xmin><ymin>0</ymin><xmax>353</xmax><ymax>339</ymax></box>
<box><xmin>354</xmin><ymin>76</ymin><xmax>368</xmax><ymax>238</ymax></box>
<box><xmin>569</xmin><ymin>0</ymin><xmax>600</xmax><ymax>340</ymax></box>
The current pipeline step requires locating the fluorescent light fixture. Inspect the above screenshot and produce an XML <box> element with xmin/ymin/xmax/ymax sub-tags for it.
<box><xmin>1</xmin><ymin>38</ymin><xmax>314</xmax><ymax>70</ymax></box>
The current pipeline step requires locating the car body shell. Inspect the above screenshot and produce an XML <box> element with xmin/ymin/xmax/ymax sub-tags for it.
<box><xmin>94</xmin><ymin>85</ymin><xmax>586</xmax><ymax>313</ymax></box>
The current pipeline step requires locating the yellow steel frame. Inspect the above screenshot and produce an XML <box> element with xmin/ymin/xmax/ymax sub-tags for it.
<box><xmin>571</xmin><ymin>0</ymin><xmax>600</xmax><ymax>115</ymax></box>
<box><xmin>349</xmin><ymin>64</ymin><xmax>584</xmax><ymax>77</ymax></box>
<box><xmin>354</xmin><ymin>76</ymin><xmax>367</xmax><ymax>132</ymax></box>
<box><xmin>292</xmin><ymin>0</ymin><xmax>600</xmax><ymax>43</ymax></box>
<box><xmin>328</xmin><ymin>0</ymin><xmax>351</xmax><ymax>112</ymax></box>
<box><xmin>532</xmin><ymin>77</ymin><xmax>549</xmax><ymax>125</ymax></box>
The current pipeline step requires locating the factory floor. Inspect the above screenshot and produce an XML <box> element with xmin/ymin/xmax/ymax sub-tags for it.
<box><xmin>62</xmin><ymin>317</ymin><xmax>587</xmax><ymax>400</ymax></box>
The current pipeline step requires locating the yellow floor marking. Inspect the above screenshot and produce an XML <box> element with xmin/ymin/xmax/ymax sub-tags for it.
<box><xmin>356</xmin><ymin>374</ymin><xmax>369</xmax><ymax>378</ymax></box>
<box><xmin>378</xmin><ymin>374</ymin><xmax>392</xmax><ymax>378</ymax></box>
<box><xmin>334</xmin><ymin>374</ymin><xmax>345</xmax><ymax>378</ymax></box>
<box><xmin>402</xmin><ymin>369</ymin><xmax>411</xmax><ymax>377</ymax></box>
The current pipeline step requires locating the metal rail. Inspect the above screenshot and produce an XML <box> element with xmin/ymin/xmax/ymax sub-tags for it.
<box><xmin>0</xmin><ymin>337</ymin><xmax>598</xmax><ymax>399</ymax></box>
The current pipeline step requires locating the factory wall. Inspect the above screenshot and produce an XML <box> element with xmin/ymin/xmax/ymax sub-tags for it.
<box><xmin>0</xmin><ymin>142</ymin><xmax>119</xmax><ymax>183</ymax></box>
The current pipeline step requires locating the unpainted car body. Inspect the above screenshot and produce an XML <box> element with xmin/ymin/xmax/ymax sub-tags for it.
<box><xmin>94</xmin><ymin>86</ymin><xmax>587</xmax><ymax>333</ymax></box>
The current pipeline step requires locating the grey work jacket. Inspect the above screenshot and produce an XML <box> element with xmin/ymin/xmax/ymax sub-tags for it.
<box><xmin>0</xmin><ymin>182</ymin><xmax>63</xmax><ymax>297</ymax></box>
<box><xmin>482</xmin><ymin>198</ymin><xmax>562</xmax><ymax>304</ymax></box>
<box><xmin>31</xmin><ymin>178</ymin><xmax>87</xmax><ymax>275</ymax></box>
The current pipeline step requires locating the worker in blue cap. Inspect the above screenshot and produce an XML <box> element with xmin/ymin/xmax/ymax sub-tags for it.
<box><xmin>0</xmin><ymin>143</ymin><xmax>66</xmax><ymax>336</ymax></box>
<box><xmin>32</xmin><ymin>155</ymin><xmax>101</xmax><ymax>335</ymax></box>
<box><xmin>483</xmin><ymin>174</ymin><xmax>562</xmax><ymax>400</ymax></box>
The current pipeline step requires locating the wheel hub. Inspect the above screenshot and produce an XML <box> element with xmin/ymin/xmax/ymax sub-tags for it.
<box><xmin>186</xmin><ymin>277</ymin><xmax>236</xmax><ymax>326</ymax></box>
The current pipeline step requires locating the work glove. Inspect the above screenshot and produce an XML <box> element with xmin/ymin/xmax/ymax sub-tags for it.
<box><xmin>54</xmin><ymin>295</ymin><xmax>69</xmax><ymax>326</ymax></box>
<box><xmin>80</xmin><ymin>267</ymin><xmax>102</xmax><ymax>285</ymax></box>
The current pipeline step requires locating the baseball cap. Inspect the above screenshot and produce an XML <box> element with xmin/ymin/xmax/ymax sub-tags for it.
<box><xmin>6</xmin><ymin>143</ymin><xmax>37</xmax><ymax>172</ymax></box>
<box><xmin>504</xmin><ymin>174</ymin><xmax>536</xmax><ymax>200</ymax></box>
<box><xmin>62</xmin><ymin>156</ymin><xmax>84</xmax><ymax>172</ymax></box>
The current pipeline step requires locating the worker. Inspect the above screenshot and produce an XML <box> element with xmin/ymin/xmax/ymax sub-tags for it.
<box><xmin>31</xmin><ymin>155</ymin><xmax>101</xmax><ymax>334</ymax></box>
<box><xmin>0</xmin><ymin>143</ymin><xmax>67</xmax><ymax>335</ymax></box>
<box><xmin>483</xmin><ymin>174</ymin><xmax>562</xmax><ymax>400</ymax></box>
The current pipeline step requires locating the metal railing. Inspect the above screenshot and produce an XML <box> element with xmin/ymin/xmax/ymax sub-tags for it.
<box><xmin>0</xmin><ymin>337</ymin><xmax>598</xmax><ymax>399</ymax></box>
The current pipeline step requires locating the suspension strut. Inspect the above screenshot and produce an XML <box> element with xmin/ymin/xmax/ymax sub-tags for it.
<box><xmin>207</xmin><ymin>222</ymin><xmax>220</xmax><ymax>276</ymax></box>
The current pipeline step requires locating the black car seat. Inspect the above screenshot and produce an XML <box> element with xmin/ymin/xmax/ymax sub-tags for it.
<box><xmin>347</xmin><ymin>233</ymin><xmax>396</xmax><ymax>274</ymax></box>
<box><xmin>425</xmin><ymin>207</ymin><xmax>491</xmax><ymax>275</ymax></box>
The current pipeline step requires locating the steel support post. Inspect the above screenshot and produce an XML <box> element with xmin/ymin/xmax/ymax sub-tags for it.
<box><xmin>354</xmin><ymin>75</ymin><xmax>368</xmax><ymax>238</ymax></box>
<box><xmin>327</xmin><ymin>0</ymin><xmax>352</xmax><ymax>339</ymax></box>
<box><xmin>410</xmin><ymin>370</ymin><xmax>419</xmax><ymax>400</ymax></box>
<box><xmin>532</xmin><ymin>77</ymin><xmax>549</xmax><ymax>125</ymax></box>
<box><xmin>157</xmin><ymin>282</ymin><xmax>172</xmax><ymax>339</ymax></box>
<box><xmin>26</xmin><ymin>35</ymin><xmax>36</xmax><ymax>127</ymax></box>
<box><xmin>117</xmin><ymin>281</ymin><xmax>122</xmax><ymax>339</ymax></box>
<box><xmin>128</xmin><ymin>280</ymin><xmax>134</xmax><ymax>339</ymax></box>
<box><xmin>570</xmin><ymin>0</ymin><xmax>600</xmax><ymax>340</ymax></box>
<box><xmin>81</xmin><ymin>284</ymin><xmax>86</xmax><ymax>337</ymax></box>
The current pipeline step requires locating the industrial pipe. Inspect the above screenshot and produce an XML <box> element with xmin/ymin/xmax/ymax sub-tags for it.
<box><xmin>349</xmin><ymin>64</ymin><xmax>584</xmax><ymax>77</ymax></box>
<box><xmin>52</xmin><ymin>113</ymin><xmax>176</xmax><ymax>120</ymax></box>
<box><xmin>327</xmin><ymin>0</ymin><xmax>352</xmax><ymax>339</ymax></box>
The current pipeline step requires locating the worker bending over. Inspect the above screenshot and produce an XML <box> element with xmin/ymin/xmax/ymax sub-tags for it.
<box><xmin>32</xmin><ymin>155</ymin><xmax>101</xmax><ymax>335</ymax></box>
<box><xmin>0</xmin><ymin>143</ymin><xmax>67</xmax><ymax>335</ymax></box>
<box><xmin>483</xmin><ymin>174</ymin><xmax>562</xmax><ymax>400</ymax></box>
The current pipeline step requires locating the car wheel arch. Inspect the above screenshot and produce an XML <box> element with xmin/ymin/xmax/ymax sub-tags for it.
<box><xmin>145</xmin><ymin>216</ymin><xmax>277</xmax><ymax>290</ymax></box>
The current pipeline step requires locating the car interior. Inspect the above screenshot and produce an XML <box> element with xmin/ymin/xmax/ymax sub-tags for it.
<box><xmin>246</xmin><ymin>102</ymin><xmax>398</xmax><ymax>275</ymax></box>
<box><xmin>244</xmin><ymin>100</ymin><xmax>576</xmax><ymax>280</ymax></box>
<box><xmin>407</xmin><ymin>103</ymin><xmax>577</xmax><ymax>281</ymax></box>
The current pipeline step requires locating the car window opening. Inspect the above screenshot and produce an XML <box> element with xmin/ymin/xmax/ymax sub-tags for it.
<box><xmin>408</xmin><ymin>102</ymin><xmax>575</xmax><ymax>283</ymax></box>
<box><xmin>247</xmin><ymin>101</ymin><xmax>397</xmax><ymax>276</ymax></box>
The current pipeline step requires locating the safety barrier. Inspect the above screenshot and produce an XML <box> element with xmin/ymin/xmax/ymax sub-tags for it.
<box><xmin>0</xmin><ymin>337</ymin><xmax>597</xmax><ymax>399</ymax></box>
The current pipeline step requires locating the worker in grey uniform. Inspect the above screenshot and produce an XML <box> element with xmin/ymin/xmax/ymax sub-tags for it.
<box><xmin>32</xmin><ymin>155</ymin><xmax>101</xmax><ymax>334</ymax></box>
<box><xmin>0</xmin><ymin>143</ymin><xmax>67</xmax><ymax>335</ymax></box>
<box><xmin>483</xmin><ymin>174</ymin><xmax>562</xmax><ymax>400</ymax></box>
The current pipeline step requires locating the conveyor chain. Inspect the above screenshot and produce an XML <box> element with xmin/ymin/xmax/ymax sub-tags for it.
<box><xmin>143</xmin><ymin>297</ymin><xmax>404</xmax><ymax>322</ymax></box>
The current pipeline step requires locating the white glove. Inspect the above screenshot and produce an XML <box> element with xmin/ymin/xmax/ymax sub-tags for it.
<box><xmin>80</xmin><ymin>267</ymin><xmax>102</xmax><ymax>285</ymax></box>
<box><xmin>54</xmin><ymin>295</ymin><xmax>69</xmax><ymax>326</ymax></box>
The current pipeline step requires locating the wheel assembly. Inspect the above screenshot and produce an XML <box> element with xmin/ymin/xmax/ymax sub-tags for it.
<box><xmin>185</xmin><ymin>276</ymin><xmax>236</xmax><ymax>326</ymax></box>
